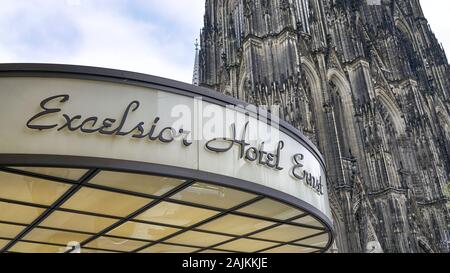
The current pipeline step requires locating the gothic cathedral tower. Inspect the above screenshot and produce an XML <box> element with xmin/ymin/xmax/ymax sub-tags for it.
<box><xmin>199</xmin><ymin>0</ymin><xmax>450</xmax><ymax>253</ymax></box>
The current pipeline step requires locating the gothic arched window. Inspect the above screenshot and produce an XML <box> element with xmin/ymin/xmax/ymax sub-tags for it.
<box><xmin>330</xmin><ymin>83</ymin><xmax>352</xmax><ymax>158</ymax></box>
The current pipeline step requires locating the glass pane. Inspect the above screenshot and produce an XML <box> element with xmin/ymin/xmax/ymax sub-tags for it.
<box><xmin>0</xmin><ymin>223</ymin><xmax>25</xmax><ymax>239</ymax></box>
<box><xmin>216</xmin><ymin>238</ymin><xmax>278</xmax><ymax>253</ymax></box>
<box><xmin>199</xmin><ymin>249</ymin><xmax>234</xmax><ymax>253</ymax></box>
<box><xmin>9</xmin><ymin>167</ymin><xmax>88</xmax><ymax>181</ymax></box>
<box><xmin>40</xmin><ymin>211</ymin><xmax>118</xmax><ymax>233</ymax></box>
<box><xmin>139</xmin><ymin>243</ymin><xmax>199</xmax><ymax>253</ymax></box>
<box><xmin>292</xmin><ymin>215</ymin><xmax>323</xmax><ymax>228</ymax></box>
<box><xmin>261</xmin><ymin>244</ymin><xmax>316</xmax><ymax>253</ymax></box>
<box><xmin>60</xmin><ymin>187</ymin><xmax>151</xmax><ymax>217</ymax></box>
<box><xmin>197</xmin><ymin>214</ymin><xmax>275</xmax><ymax>236</ymax></box>
<box><xmin>0</xmin><ymin>171</ymin><xmax>71</xmax><ymax>205</ymax></box>
<box><xmin>296</xmin><ymin>233</ymin><xmax>329</xmax><ymax>248</ymax></box>
<box><xmin>85</xmin><ymin>236</ymin><xmax>148</xmax><ymax>252</ymax></box>
<box><xmin>0</xmin><ymin>202</ymin><xmax>45</xmax><ymax>224</ymax></box>
<box><xmin>250</xmin><ymin>224</ymin><xmax>321</xmax><ymax>242</ymax></box>
<box><xmin>89</xmin><ymin>171</ymin><xmax>184</xmax><ymax>196</ymax></box>
<box><xmin>9</xmin><ymin>241</ymin><xmax>65</xmax><ymax>253</ymax></box>
<box><xmin>23</xmin><ymin>228</ymin><xmax>91</xmax><ymax>245</ymax></box>
<box><xmin>237</xmin><ymin>198</ymin><xmax>302</xmax><ymax>220</ymax></box>
<box><xmin>107</xmin><ymin>222</ymin><xmax>180</xmax><ymax>241</ymax></box>
<box><xmin>170</xmin><ymin>182</ymin><xmax>256</xmax><ymax>209</ymax></box>
<box><xmin>165</xmin><ymin>231</ymin><xmax>233</xmax><ymax>248</ymax></box>
<box><xmin>0</xmin><ymin>239</ymin><xmax>9</xmax><ymax>249</ymax></box>
<box><xmin>81</xmin><ymin>248</ymin><xmax>117</xmax><ymax>253</ymax></box>
<box><xmin>134</xmin><ymin>201</ymin><xmax>218</xmax><ymax>227</ymax></box>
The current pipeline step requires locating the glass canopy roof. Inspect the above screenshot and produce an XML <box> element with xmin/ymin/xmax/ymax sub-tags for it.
<box><xmin>0</xmin><ymin>166</ymin><xmax>330</xmax><ymax>253</ymax></box>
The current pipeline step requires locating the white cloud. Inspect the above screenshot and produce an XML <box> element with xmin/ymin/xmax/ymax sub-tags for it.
<box><xmin>132</xmin><ymin>0</ymin><xmax>205</xmax><ymax>29</ymax></box>
<box><xmin>0</xmin><ymin>0</ymin><xmax>204</xmax><ymax>83</ymax></box>
<box><xmin>66</xmin><ymin>3</ymin><xmax>189</xmax><ymax>81</ymax></box>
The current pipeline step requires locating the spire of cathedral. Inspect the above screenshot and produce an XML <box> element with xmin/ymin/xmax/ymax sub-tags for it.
<box><xmin>192</xmin><ymin>39</ymin><xmax>200</xmax><ymax>86</ymax></box>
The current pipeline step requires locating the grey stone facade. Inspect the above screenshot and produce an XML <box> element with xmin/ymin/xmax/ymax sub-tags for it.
<box><xmin>198</xmin><ymin>0</ymin><xmax>450</xmax><ymax>253</ymax></box>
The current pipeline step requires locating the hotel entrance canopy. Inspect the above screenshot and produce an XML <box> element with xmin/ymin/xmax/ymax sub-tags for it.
<box><xmin>0</xmin><ymin>64</ymin><xmax>333</xmax><ymax>253</ymax></box>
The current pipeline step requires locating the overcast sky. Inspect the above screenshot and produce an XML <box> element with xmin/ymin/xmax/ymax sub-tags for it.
<box><xmin>0</xmin><ymin>0</ymin><xmax>448</xmax><ymax>84</ymax></box>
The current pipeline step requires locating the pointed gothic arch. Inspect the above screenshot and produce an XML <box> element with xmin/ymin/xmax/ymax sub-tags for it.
<box><xmin>301</xmin><ymin>57</ymin><xmax>324</xmax><ymax>105</ymax></box>
<box><xmin>300</xmin><ymin>57</ymin><xmax>325</xmax><ymax>131</ymax></box>
<box><xmin>327</xmin><ymin>68</ymin><xmax>358</xmax><ymax>158</ymax></box>
<box><xmin>394</xmin><ymin>18</ymin><xmax>417</xmax><ymax>52</ymax></box>
<box><xmin>394</xmin><ymin>18</ymin><xmax>420</xmax><ymax>73</ymax></box>
<box><xmin>327</xmin><ymin>68</ymin><xmax>352</xmax><ymax>95</ymax></box>
<box><xmin>375</xmin><ymin>88</ymin><xmax>407</xmax><ymax>136</ymax></box>
<box><xmin>238</xmin><ymin>69</ymin><xmax>250</xmax><ymax>100</ymax></box>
